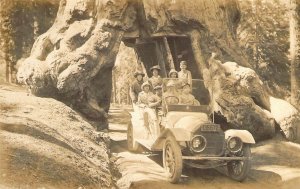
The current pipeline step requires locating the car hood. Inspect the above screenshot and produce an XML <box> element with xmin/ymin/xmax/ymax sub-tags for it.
<box><xmin>166</xmin><ymin>111</ymin><xmax>209</xmax><ymax>132</ymax></box>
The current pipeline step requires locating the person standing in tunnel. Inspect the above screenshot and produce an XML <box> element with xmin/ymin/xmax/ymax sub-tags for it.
<box><xmin>130</xmin><ymin>71</ymin><xmax>145</xmax><ymax>112</ymax></box>
<box><xmin>178</xmin><ymin>60</ymin><xmax>192</xmax><ymax>86</ymax></box>
<box><xmin>149</xmin><ymin>65</ymin><xmax>163</xmax><ymax>90</ymax></box>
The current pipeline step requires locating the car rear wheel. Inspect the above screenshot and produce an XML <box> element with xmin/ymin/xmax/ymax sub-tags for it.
<box><xmin>227</xmin><ymin>144</ymin><xmax>251</xmax><ymax>182</ymax></box>
<box><xmin>127</xmin><ymin>123</ymin><xmax>140</xmax><ymax>152</ymax></box>
<box><xmin>163</xmin><ymin>135</ymin><xmax>182</xmax><ymax>183</ymax></box>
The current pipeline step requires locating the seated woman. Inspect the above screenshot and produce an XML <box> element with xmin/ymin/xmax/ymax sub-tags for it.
<box><xmin>138</xmin><ymin>81</ymin><xmax>160</xmax><ymax>138</ymax></box>
<box><xmin>149</xmin><ymin>65</ymin><xmax>163</xmax><ymax>90</ymax></box>
<box><xmin>163</xmin><ymin>80</ymin><xmax>180</xmax><ymax>105</ymax></box>
<box><xmin>179</xmin><ymin>83</ymin><xmax>200</xmax><ymax>106</ymax></box>
<box><xmin>169</xmin><ymin>69</ymin><xmax>178</xmax><ymax>79</ymax></box>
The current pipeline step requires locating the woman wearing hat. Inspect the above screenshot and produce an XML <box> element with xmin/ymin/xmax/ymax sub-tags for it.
<box><xmin>168</xmin><ymin>68</ymin><xmax>178</xmax><ymax>79</ymax></box>
<box><xmin>138</xmin><ymin>81</ymin><xmax>154</xmax><ymax>106</ymax></box>
<box><xmin>138</xmin><ymin>81</ymin><xmax>160</xmax><ymax>138</ymax></box>
<box><xmin>178</xmin><ymin>60</ymin><xmax>192</xmax><ymax>86</ymax></box>
<box><xmin>130</xmin><ymin>71</ymin><xmax>145</xmax><ymax>113</ymax></box>
<box><xmin>167</xmin><ymin>68</ymin><xmax>182</xmax><ymax>90</ymax></box>
<box><xmin>149</xmin><ymin>65</ymin><xmax>163</xmax><ymax>90</ymax></box>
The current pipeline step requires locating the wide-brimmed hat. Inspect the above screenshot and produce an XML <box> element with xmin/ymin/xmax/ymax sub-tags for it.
<box><xmin>150</xmin><ymin>65</ymin><xmax>161</xmax><ymax>72</ymax></box>
<box><xmin>168</xmin><ymin>69</ymin><xmax>178</xmax><ymax>77</ymax></box>
<box><xmin>134</xmin><ymin>71</ymin><xmax>145</xmax><ymax>78</ymax></box>
<box><xmin>154</xmin><ymin>85</ymin><xmax>162</xmax><ymax>90</ymax></box>
<box><xmin>180</xmin><ymin>60</ymin><xmax>187</xmax><ymax>66</ymax></box>
<box><xmin>141</xmin><ymin>81</ymin><xmax>151</xmax><ymax>89</ymax></box>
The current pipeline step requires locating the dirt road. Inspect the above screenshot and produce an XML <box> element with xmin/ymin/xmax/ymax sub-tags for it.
<box><xmin>108</xmin><ymin>106</ymin><xmax>300</xmax><ymax>189</ymax></box>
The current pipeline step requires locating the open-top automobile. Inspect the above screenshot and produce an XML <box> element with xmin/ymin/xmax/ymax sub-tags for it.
<box><xmin>127</xmin><ymin>79</ymin><xmax>255</xmax><ymax>183</ymax></box>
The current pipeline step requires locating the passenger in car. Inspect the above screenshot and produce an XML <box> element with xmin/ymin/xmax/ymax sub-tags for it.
<box><xmin>149</xmin><ymin>65</ymin><xmax>163</xmax><ymax>90</ymax></box>
<box><xmin>130</xmin><ymin>71</ymin><xmax>145</xmax><ymax>112</ymax></box>
<box><xmin>149</xmin><ymin>85</ymin><xmax>162</xmax><ymax>109</ymax></box>
<box><xmin>138</xmin><ymin>81</ymin><xmax>154</xmax><ymax>107</ymax></box>
<box><xmin>163</xmin><ymin>80</ymin><xmax>180</xmax><ymax>105</ymax></box>
<box><xmin>178</xmin><ymin>60</ymin><xmax>192</xmax><ymax>86</ymax></box>
<box><xmin>149</xmin><ymin>85</ymin><xmax>163</xmax><ymax>131</ymax></box>
<box><xmin>167</xmin><ymin>68</ymin><xmax>182</xmax><ymax>89</ymax></box>
<box><xmin>179</xmin><ymin>83</ymin><xmax>200</xmax><ymax>106</ymax></box>
<box><xmin>138</xmin><ymin>81</ymin><xmax>160</xmax><ymax>138</ymax></box>
<box><xmin>169</xmin><ymin>69</ymin><xmax>178</xmax><ymax>79</ymax></box>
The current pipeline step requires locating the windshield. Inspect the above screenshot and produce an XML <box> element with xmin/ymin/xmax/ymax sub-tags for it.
<box><xmin>162</xmin><ymin>78</ymin><xmax>211</xmax><ymax>113</ymax></box>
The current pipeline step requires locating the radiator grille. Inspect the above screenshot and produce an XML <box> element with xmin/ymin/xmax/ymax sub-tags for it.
<box><xmin>192</xmin><ymin>131</ymin><xmax>225</xmax><ymax>156</ymax></box>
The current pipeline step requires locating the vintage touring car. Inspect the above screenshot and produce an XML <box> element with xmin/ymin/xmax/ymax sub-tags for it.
<box><xmin>127</xmin><ymin>79</ymin><xmax>255</xmax><ymax>183</ymax></box>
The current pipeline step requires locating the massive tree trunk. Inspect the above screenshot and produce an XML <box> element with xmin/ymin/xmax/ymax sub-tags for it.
<box><xmin>17</xmin><ymin>0</ymin><xmax>290</xmax><ymax>140</ymax></box>
<box><xmin>290</xmin><ymin>0</ymin><xmax>300</xmax><ymax>107</ymax></box>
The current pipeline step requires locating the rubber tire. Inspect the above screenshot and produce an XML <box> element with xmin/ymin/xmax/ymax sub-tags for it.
<box><xmin>127</xmin><ymin>123</ymin><xmax>140</xmax><ymax>152</ymax></box>
<box><xmin>286</xmin><ymin>127</ymin><xmax>296</xmax><ymax>142</ymax></box>
<box><xmin>163</xmin><ymin>135</ymin><xmax>183</xmax><ymax>183</ymax></box>
<box><xmin>227</xmin><ymin>144</ymin><xmax>251</xmax><ymax>182</ymax></box>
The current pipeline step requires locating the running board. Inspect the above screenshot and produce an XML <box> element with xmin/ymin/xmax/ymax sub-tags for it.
<box><xmin>182</xmin><ymin>156</ymin><xmax>251</xmax><ymax>160</ymax></box>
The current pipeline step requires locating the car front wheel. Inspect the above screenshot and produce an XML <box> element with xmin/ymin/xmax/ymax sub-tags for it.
<box><xmin>227</xmin><ymin>144</ymin><xmax>251</xmax><ymax>182</ymax></box>
<box><xmin>163</xmin><ymin>135</ymin><xmax>182</xmax><ymax>183</ymax></box>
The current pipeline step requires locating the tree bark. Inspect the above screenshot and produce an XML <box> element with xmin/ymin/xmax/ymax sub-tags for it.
<box><xmin>16</xmin><ymin>0</ymin><xmax>285</xmax><ymax>139</ymax></box>
<box><xmin>290</xmin><ymin>0</ymin><xmax>300</xmax><ymax>107</ymax></box>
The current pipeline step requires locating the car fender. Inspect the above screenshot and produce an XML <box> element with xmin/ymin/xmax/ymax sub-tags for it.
<box><xmin>225</xmin><ymin>129</ymin><xmax>255</xmax><ymax>144</ymax></box>
<box><xmin>151</xmin><ymin>128</ymin><xmax>192</xmax><ymax>150</ymax></box>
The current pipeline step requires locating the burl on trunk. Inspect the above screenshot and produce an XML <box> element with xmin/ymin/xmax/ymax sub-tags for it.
<box><xmin>17</xmin><ymin>0</ymin><xmax>297</xmax><ymax>141</ymax></box>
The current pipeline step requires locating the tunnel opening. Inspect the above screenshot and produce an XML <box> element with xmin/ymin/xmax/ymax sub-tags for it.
<box><xmin>123</xmin><ymin>35</ymin><xmax>202</xmax><ymax>79</ymax></box>
<box><xmin>122</xmin><ymin>35</ymin><xmax>210</xmax><ymax>105</ymax></box>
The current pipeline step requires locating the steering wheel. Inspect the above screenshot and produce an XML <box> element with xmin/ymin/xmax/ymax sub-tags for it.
<box><xmin>165</xmin><ymin>96</ymin><xmax>180</xmax><ymax>105</ymax></box>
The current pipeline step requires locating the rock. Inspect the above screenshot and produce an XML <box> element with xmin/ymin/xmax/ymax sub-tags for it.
<box><xmin>270</xmin><ymin>96</ymin><xmax>300</xmax><ymax>142</ymax></box>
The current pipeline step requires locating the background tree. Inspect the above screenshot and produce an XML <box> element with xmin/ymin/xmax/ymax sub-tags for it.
<box><xmin>0</xmin><ymin>0</ymin><xmax>59</xmax><ymax>83</ymax></box>
<box><xmin>238</xmin><ymin>0</ymin><xmax>290</xmax><ymax>98</ymax></box>
<box><xmin>290</xmin><ymin>0</ymin><xmax>300</xmax><ymax>107</ymax></box>
<box><xmin>112</xmin><ymin>42</ymin><xmax>138</xmax><ymax>105</ymax></box>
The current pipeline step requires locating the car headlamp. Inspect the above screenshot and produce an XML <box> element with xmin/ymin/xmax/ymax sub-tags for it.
<box><xmin>190</xmin><ymin>135</ymin><xmax>206</xmax><ymax>153</ymax></box>
<box><xmin>227</xmin><ymin>136</ymin><xmax>243</xmax><ymax>153</ymax></box>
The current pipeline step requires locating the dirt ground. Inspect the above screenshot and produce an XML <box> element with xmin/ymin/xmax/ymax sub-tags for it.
<box><xmin>108</xmin><ymin>106</ymin><xmax>300</xmax><ymax>189</ymax></box>
<box><xmin>1</xmin><ymin>82</ymin><xmax>300</xmax><ymax>189</ymax></box>
<box><xmin>0</xmin><ymin>83</ymin><xmax>116</xmax><ymax>189</ymax></box>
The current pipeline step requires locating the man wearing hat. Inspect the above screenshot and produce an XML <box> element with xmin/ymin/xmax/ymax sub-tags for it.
<box><xmin>179</xmin><ymin>83</ymin><xmax>200</xmax><ymax>105</ymax></box>
<box><xmin>149</xmin><ymin>65</ymin><xmax>163</xmax><ymax>90</ymax></box>
<box><xmin>130</xmin><ymin>71</ymin><xmax>145</xmax><ymax>107</ymax></box>
<box><xmin>178</xmin><ymin>60</ymin><xmax>192</xmax><ymax>86</ymax></box>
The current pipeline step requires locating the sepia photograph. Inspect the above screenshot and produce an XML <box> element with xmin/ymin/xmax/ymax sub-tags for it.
<box><xmin>0</xmin><ymin>0</ymin><xmax>300</xmax><ymax>188</ymax></box>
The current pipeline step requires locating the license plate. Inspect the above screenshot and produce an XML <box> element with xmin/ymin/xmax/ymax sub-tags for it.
<box><xmin>201</xmin><ymin>124</ymin><xmax>219</xmax><ymax>132</ymax></box>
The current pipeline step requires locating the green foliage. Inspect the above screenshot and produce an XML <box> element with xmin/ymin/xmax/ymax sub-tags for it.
<box><xmin>238</xmin><ymin>0</ymin><xmax>290</xmax><ymax>98</ymax></box>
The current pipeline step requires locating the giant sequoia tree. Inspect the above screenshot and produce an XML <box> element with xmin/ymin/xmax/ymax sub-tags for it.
<box><xmin>290</xmin><ymin>0</ymin><xmax>300</xmax><ymax>107</ymax></box>
<box><xmin>17</xmin><ymin>0</ymin><xmax>298</xmax><ymax>140</ymax></box>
